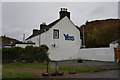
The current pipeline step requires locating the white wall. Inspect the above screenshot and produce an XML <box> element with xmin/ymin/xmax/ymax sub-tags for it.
<box><xmin>4</xmin><ymin>46</ymin><xmax>12</xmax><ymax>48</ymax></box>
<box><xmin>30</xmin><ymin>35</ymin><xmax>40</xmax><ymax>46</ymax></box>
<box><xmin>40</xmin><ymin>16</ymin><xmax>81</xmax><ymax>61</ymax></box>
<box><xmin>15</xmin><ymin>44</ymin><xmax>35</xmax><ymax>48</ymax></box>
<box><xmin>110</xmin><ymin>43</ymin><xmax>119</xmax><ymax>48</ymax></box>
<box><xmin>26</xmin><ymin>17</ymin><xmax>81</xmax><ymax>61</ymax></box>
<box><xmin>77</xmin><ymin>47</ymin><xmax>115</xmax><ymax>62</ymax></box>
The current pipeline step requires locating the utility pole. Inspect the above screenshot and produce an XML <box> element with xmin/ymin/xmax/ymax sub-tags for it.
<box><xmin>23</xmin><ymin>34</ymin><xmax>25</xmax><ymax>42</ymax></box>
<box><xmin>83</xmin><ymin>25</ymin><xmax>86</xmax><ymax>48</ymax></box>
<box><xmin>39</xmin><ymin>34</ymin><xmax>41</xmax><ymax>47</ymax></box>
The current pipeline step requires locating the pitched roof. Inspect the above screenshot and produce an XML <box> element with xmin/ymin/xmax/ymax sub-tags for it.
<box><xmin>110</xmin><ymin>39</ymin><xmax>120</xmax><ymax>44</ymax></box>
<box><xmin>26</xmin><ymin>16</ymin><xmax>80</xmax><ymax>40</ymax></box>
<box><xmin>26</xmin><ymin>19</ymin><xmax>61</xmax><ymax>40</ymax></box>
<box><xmin>3</xmin><ymin>43</ymin><xmax>15</xmax><ymax>47</ymax></box>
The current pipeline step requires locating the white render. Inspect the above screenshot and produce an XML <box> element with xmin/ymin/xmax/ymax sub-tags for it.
<box><xmin>110</xmin><ymin>43</ymin><xmax>119</xmax><ymax>48</ymax></box>
<box><xmin>27</xmin><ymin>16</ymin><xmax>82</xmax><ymax>61</ymax></box>
<box><xmin>15</xmin><ymin>44</ymin><xmax>35</xmax><ymax>48</ymax></box>
<box><xmin>30</xmin><ymin>35</ymin><xmax>40</xmax><ymax>47</ymax></box>
<box><xmin>77</xmin><ymin>47</ymin><xmax>115</xmax><ymax>62</ymax></box>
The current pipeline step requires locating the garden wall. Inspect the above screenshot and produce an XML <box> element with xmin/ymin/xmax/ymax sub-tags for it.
<box><xmin>77</xmin><ymin>47</ymin><xmax>115</xmax><ymax>62</ymax></box>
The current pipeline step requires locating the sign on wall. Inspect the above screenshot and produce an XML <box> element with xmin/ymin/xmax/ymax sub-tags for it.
<box><xmin>63</xmin><ymin>34</ymin><xmax>74</xmax><ymax>41</ymax></box>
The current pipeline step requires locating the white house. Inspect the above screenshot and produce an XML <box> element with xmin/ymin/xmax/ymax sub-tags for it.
<box><xmin>15</xmin><ymin>42</ymin><xmax>35</xmax><ymax>48</ymax></box>
<box><xmin>26</xmin><ymin>8</ymin><xmax>82</xmax><ymax>61</ymax></box>
<box><xmin>110</xmin><ymin>40</ymin><xmax>119</xmax><ymax>48</ymax></box>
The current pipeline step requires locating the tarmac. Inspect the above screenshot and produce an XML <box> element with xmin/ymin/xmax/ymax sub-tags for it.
<box><xmin>51</xmin><ymin>60</ymin><xmax>119</xmax><ymax>78</ymax></box>
<box><xmin>56</xmin><ymin>60</ymin><xmax>119</xmax><ymax>70</ymax></box>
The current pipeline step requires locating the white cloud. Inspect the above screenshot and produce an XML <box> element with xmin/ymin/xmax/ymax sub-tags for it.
<box><xmin>1</xmin><ymin>0</ymin><xmax>120</xmax><ymax>2</ymax></box>
<box><xmin>0</xmin><ymin>2</ymin><xmax>2</xmax><ymax>36</ymax></box>
<box><xmin>2</xmin><ymin>2</ymin><xmax>118</xmax><ymax>41</ymax></box>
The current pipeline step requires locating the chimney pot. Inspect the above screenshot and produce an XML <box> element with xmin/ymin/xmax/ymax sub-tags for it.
<box><xmin>41</xmin><ymin>22</ymin><xmax>46</xmax><ymax>25</ymax></box>
<box><xmin>59</xmin><ymin>8</ymin><xmax>70</xmax><ymax>19</ymax></box>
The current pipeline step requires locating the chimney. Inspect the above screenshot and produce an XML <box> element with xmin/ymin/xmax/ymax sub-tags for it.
<box><xmin>59</xmin><ymin>8</ymin><xmax>70</xmax><ymax>19</ymax></box>
<box><xmin>40</xmin><ymin>22</ymin><xmax>47</xmax><ymax>31</ymax></box>
<box><xmin>33</xmin><ymin>29</ymin><xmax>39</xmax><ymax>35</ymax></box>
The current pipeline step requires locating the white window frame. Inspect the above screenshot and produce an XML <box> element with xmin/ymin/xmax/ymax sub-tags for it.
<box><xmin>53</xmin><ymin>29</ymin><xmax>59</xmax><ymax>39</ymax></box>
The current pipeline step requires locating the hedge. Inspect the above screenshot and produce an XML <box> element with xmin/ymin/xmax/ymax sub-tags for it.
<box><xmin>2</xmin><ymin>44</ymin><xmax>49</xmax><ymax>64</ymax></box>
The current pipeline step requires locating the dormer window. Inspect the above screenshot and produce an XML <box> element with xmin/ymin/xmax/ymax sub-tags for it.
<box><xmin>53</xmin><ymin>29</ymin><xmax>59</xmax><ymax>39</ymax></box>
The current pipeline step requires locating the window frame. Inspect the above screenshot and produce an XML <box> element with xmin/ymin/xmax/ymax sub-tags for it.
<box><xmin>53</xmin><ymin>29</ymin><xmax>59</xmax><ymax>39</ymax></box>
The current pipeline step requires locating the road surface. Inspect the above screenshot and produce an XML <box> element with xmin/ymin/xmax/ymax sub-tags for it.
<box><xmin>56</xmin><ymin>70</ymin><xmax>119</xmax><ymax>78</ymax></box>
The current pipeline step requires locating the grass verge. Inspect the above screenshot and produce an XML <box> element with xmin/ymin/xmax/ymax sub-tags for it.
<box><xmin>2</xmin><ymin>69</ymin><xmax>38</xmax><ymax>78</ymax></box>
<box><xmin>58</xmin><ymin>66</ymin><xmax>103</xmax><ymax>73</ymax></box>
<box><xmin>0</xmin><ymin>64</ymin><xmax>2</xmax><ymax>79</ymax></box>
<box><xmin>2</xmin><ymin>62</ymin><xmax>104</xmax><ymax>78</ymax></box>
<box><xmin>3</xmin><ymin>62</ymin><xmax>47</xmax><ymax>69</ymax></box>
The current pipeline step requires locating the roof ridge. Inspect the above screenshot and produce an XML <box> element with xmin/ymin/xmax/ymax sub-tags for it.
<box><xmin>26</xmin><ymin>18</ymin><xmax>61</xmax><ymax>40</ymax></box>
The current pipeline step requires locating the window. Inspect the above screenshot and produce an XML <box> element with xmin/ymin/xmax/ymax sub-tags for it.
<box><xmin>53</xmin><ymin>29</ymin><xmax>59</xmax><ymax>39</ymax></box>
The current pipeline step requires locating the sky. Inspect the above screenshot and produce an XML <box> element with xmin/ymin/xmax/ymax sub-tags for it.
<box><xmin>1</xmin><ymin>1</ymin><xmax>119</xmax><ymax>41</ymax></box>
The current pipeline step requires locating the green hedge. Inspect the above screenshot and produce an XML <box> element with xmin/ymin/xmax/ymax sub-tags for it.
<box><xmin>2</xmin><ymin>44</ymin><xmax>49</xmax><ymax>64</ymax></box>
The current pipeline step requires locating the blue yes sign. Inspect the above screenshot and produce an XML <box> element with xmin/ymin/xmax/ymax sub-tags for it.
<box><xmin>63</xmin><ymin>34</ymin><xmax>74</xmax><ymax>41</ymax></box>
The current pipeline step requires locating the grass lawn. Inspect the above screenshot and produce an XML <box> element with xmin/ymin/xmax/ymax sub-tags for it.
<box><xmin>58</xmin><ymin>66</ymin><xmax>103</xmax><ymax>73</ymax></box>
<box><xmin>0</xmin><ymin>64</ymin><xmax>2</xmax><ymax>79</ymax></box>
<box><xmin>3</xmin><ymin>62</ymin><xmax>47</xmax><ymax>69</ymax></box>
<box><xmin>2</xmin><ymin>69</ymin><xmax>38</xmax><ymax>78</ymax></box>
<box><xmin>2</xmin><ymin>62</ymin><xmax>104</xmax><ymax>78</ymax></box>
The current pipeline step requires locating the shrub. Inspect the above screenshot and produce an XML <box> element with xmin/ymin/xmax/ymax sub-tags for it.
<box><xmin>24</xmin><ymin>46</ymin><xmax>35</xmax><ymax>63</ymax></box>
<box><xmin>2</xmin><ymin>47</ymin><xmax>24</xmax><ymax>63</ymax></box>
<box><xmin>11</xmin><ymin>47</ymin><xmax>24</xmax><ymax>62</ymax></box>
<box><xmin>40</xmin><ymin>44</ymin><xmax>49</xmax><ymax>51</ymax></box>
<box><xmin>2</xmin><ymin>45</ymin><xmax>49</xmax><ymax>64</ymax></box>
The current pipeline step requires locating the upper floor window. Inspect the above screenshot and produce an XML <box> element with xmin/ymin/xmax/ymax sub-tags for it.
<box><xmin>53</xmin><ymin>29</ymin><xmax>59</xmax><ymax>39</ymax></box>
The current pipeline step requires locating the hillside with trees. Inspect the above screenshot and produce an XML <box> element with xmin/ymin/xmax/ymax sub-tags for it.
<box><xmin>80</xmin><ymin>19</ymin><xmax>120</xmax><ymax>48</ymax></box>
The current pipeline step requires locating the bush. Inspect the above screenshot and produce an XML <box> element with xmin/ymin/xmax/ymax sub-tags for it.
<box><xmin>40</xmin><ymin>44</ymin><xmax>49</xmax><ymax>51</ymax></box>
<box><xmin>24</xmin><ymin>46</ymin><xmax>35</xmax><ymax>63</ymax></box>
<box><xmin>2</xmin><ymin>47</ymin><xmax>24</xmax><ymax>63</ymax></box>
<box><xmin>2</xmin><ymin>45</ymin><xmax>49</xmax><ymax>64</ymax></box>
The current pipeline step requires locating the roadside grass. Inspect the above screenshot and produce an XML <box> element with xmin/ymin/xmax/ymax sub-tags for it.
<box><xmin>2</xmin><ymin>62</ymin><xmax>104</xmax><ymax>78</ymax></box>
<box><xmin>3</xmin><ymin>62</ymin><xmax>47</xmax><ymax>69</ymax></box>
<box><xmin>2</xmin><ymin>69</ymin><xmax>38</xmax><ymax>78</ymax></box>
<box><xmin>0</xmin><ymin>64</ymin><xmax>2</xmax><ymax>79</ymax></box>
<box><xmin>58</xmin><ymin>66</ymin><xmax>103</xmax><ymax>73</ymax></box>
<box><xmin>2</xmin><ymin>62</ymin><xmax>47</xmax><ymax>78</ymax></box>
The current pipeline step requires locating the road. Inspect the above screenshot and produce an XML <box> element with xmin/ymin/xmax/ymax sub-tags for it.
<box><xmin>57</xmin><ymin>60</ymin><xmax>118</xmax><ymax>69</ymax></box>
<box><xmin>55</xmin><ymin>60</ymin><xmax>119</xmax><ymax>78</ymax></box>
<box><xmin>56</xmin><ymin>70</ymin><xmax>119</xmax><ymax>78</ymax></box>
<box><xmin>50</xmin><ymin>60</ymin><xmax>119</xmax><ymax>78</ymax></box>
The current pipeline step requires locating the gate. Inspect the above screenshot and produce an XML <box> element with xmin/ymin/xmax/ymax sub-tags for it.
<box><xmin>114</xmin><ymin>48</ymin><xmax>120</xmax><ymax>62</ymax></box>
